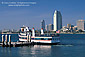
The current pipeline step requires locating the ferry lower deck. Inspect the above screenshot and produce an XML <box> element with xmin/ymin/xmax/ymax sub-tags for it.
<box><xmin>19</xmin><ymin>36</ymin><xmax>60</xmax><ymax>44</ymax></box>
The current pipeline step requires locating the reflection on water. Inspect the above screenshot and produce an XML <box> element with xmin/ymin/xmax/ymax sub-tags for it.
<box><xmin>18</xmin><ymin>45</ymin><xmax>52</xmax><ymax>57</ymax></box>
<box><xmin>0</xmin><ymin>47</ymin><xmax>11</xmax><ymax>57</ymax></box>
<box><xmin>53</xmin><ymin>45</ymin><xmax>73</xmax><ymax>47</ymax></box>
<box><xmin>0</xmin><ymin>44</ymin><xmax>85</xmax><ymax>57</ymax></box>
<box><xmin>0</xmin><ymin>34</ymin><xmax>85</xmax><ymax>57</ymax></box>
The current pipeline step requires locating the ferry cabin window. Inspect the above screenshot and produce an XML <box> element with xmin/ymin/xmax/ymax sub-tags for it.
<box><xmin>44</xmin><ymin>38</ymin><xmax>48</xmax><ymax>40</ymax></box>
<box><xmin>21</xmin><ymin>37</ymin><xmax>27</xmax><ymax>39</ymax></box>
<box><xmin>31</xmin><ymin>38</ymin><xmax>34</xmax><ymax>40</ymax></box>
<box><xmin>34</xmin><ymin>38</ymin><xmax>41</xmax><ymax>40</ymax></box>
<box><xmin>41</xmin><ymin>38</ymin><xmax>44</xmax><ymax>40</ymax></box>
<box><xmin>48</xmin><ymin>38</ymin><xmax>52</xmax><ymax>40</ymax></box>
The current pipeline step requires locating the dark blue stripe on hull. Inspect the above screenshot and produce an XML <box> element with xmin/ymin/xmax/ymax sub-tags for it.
<box><xmin>33</xmin><ymin>42</ymin><xmax>60</xmax><ymax>45</ymax></box>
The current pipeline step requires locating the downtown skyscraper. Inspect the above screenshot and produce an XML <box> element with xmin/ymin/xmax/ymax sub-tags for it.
<box><xmin>41</xmin><ymin>20</ymin><xmax>45</xmax><ymax>31</ymax></box>
<box><xmin>53</xmin><ymin>10</ymin><xmax>62</xmax><ymax>31</ymax></box>
<box><xmin>77</xmin><ymin>20</ymin><xmax>85</xmax><ymax>31</ymax></box>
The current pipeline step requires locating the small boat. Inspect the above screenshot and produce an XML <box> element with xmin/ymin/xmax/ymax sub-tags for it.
<box><xmin>19</xmin><ymin>26</ymin><xmax>60</xmax><ymax>45</ymax></box>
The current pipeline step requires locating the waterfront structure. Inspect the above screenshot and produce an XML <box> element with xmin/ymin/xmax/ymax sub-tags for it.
<box><xmin>63</xmin><ymin>26</ymin><xmax>67</xmax><ymax>29</ymax></box>
<box><xmin>69</xmin><ymin>25</ymin><xmax>74</xmax><ymax>30</ymax></box>
<box><xmin>46</xmin><ymin>24</ymin><xmax>53</xmax><ymax>31</ymax></box>
<box><xmin>41</xmin><ymin>20</ymin><xmax>45</xmax><ymax>31</ymax></box>
<box><xmin>2</xmin><ymin>29</ymin><xmax>10</xmax><ymax>33</ymax></box>
<box><xmin>61</xmin><ymin>26</ymin><xmax>68</xmax><ymax>32</ymax></box>
<box><xmin>53</xmin><ymin>10</ymin><xmax>62</xmax><ymax>31</ymax></box>
<box><xmin>77</xmin><ymin>20</ymin><xmax>85</xmax><ymax>31</ymax></box>
<box><xmin>67</xmin><ymin>24</ymin><xmax>71</xmax><ymax>29</ymax></box>
<box><xmin>73</xmin><ymin>26</ymin><xmax>77</xmax><ymax>30</ymax></box>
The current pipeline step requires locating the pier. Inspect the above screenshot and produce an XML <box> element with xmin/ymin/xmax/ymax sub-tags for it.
<box><xmin>0</xmin><ymin>33</ymin><xmax>60</xmax><ymax>47</ymax></box>
<box><xmin>0</xmin><ymin>35</ymin><xmax>34</xmax><ymax>47</ymax></box>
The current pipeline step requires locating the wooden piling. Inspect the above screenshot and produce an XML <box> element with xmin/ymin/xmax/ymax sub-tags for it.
<box><xmin>0</xmin><ymin>34</ymin><xmax>35</xmax><ymax>47</ymax></box>
<box><xmin>5</xmin><ymin>35</ymin><xmax>8</xmax><ymax>46</ymax></box>
<box><xmin>2</xmin><ymin>35</ymin><xmax>4</xmax><ymax>47</ymax></box>
<box><xmin>9</xmin><ymin>35</ymin><xmax>11</xmax><ymax>47</ymax></box>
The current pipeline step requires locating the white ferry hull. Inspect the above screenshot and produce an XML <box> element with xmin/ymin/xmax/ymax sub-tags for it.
<box><xmin>19</xmin><ymin>38</ymin><xmax>27</xmax><ymax>42</ymax></box>
<box><xmin>19</xmin><ymin>37</ymin><xmax>60</xmax><ymax>44</ymax></box>
<box><xmin>31</xmin><ymin>37</ymin><xmax>60</xmax><ymax>44</ymax></box>
<box><xmin>19</xmin><ymin>26</ymin><xmax>60</xmax><ymax>44</ymax></box>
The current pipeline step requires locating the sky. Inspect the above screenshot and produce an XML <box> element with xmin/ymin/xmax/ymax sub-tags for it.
<box><xmin>0</xmin><ymin>0</ymin><xmax>85</xmax><ymax>30</ymax></box>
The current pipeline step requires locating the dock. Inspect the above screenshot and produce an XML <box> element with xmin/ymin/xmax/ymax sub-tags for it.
<box><xmin>0</xmin><ymin>34</ymin><xmax>60</xmax><ymax>47</ymax></box>
<box><xmin>0</xmin><ymin>35</ymin><xmax>34</xmax><ymax>47</ymax></box>
<box><xmin>0</xmin><ymin>42</ymin><xmax>34</xmax><ymax>47</ymax></box>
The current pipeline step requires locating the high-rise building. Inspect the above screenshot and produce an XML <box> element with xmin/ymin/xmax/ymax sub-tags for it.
<box><xmin>46</xmin><ymin>25</ymin><xmax>49</xmax><ymax>31</ymax></box>
<box><xmin>48</xmin><ymin>24</ymin><xmax>53</xmax><ymax>31</ymax></box>
<box><xmin>53</xmin><ymin>10</ymin><xmax>62</xmax><ymax>31</ymax></box>
<box><xmin>77</xmin><ymin>20</ymin><xmax>85</xmax><ymax>31</ymax></box>
<box><xmin>41</xmin><ymin>20</ymin><xmax>45</xmax><ymax>31</ymax></box>
<box><xmin>46</xmin><ymin>24</ymin><xmax>53</xmax><ymax>31</ymax></box>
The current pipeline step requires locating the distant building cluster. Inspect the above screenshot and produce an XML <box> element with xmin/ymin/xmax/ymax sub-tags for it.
<box><xmin>2</xmin><ymin>10</ymin><xmax>85</xmax><ymax>34</ymax></box>
<box><xmin>40</xmin><ymin>10</ymin><xmax>85</xmax><ymax>34</ymax></box>
<box><xmin>1</xmin><ymin>29</ymin><xmax>19</xmax><ymax>34</ymax></box>
<box><xmin>41</xmin><ymin>10</ymin><xmax>62</xmax><ymax>32</ymax></box>
<box><xmin>61</xmin><ymin>20</ymin><xmax>85</xmax><ymax>33</ymax></box>
<box><xmin>61</xmin><ymin>24</ymin><xmax>77</xmax><ymax>32</ymax></box>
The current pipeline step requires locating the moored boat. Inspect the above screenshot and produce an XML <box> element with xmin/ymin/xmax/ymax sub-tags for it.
<box><xmin>19</xmin><ymin>26</ymin><xmax>60</xmax><ymax>44</ymax></box>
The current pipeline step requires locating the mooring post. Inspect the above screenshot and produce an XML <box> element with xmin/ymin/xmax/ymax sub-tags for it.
<box><xmin>29</xmin><ymin>34</ymin><xmax>31</xmax><ymax>42</ymax></box>
<box><xmin>9</xmin><ymin>35</ymin><xmax>11</xmax><ymax>47</ymax></box>
<box><xmin>27</xmin><ymin>35</ymin><xmax>29</xmax><ymax>42</ymax></box>
<box><xmin>5</xmin><ymin>35</ymin><xmax>8</xmax><ymax>46</ymax></box>
<box><xmin>2</xmin><ymin>35</ymin><xmax>4</xmax><ymax>47</ymax></box>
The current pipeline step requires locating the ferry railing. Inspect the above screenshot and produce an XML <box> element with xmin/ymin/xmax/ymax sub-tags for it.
<box><xmin>35</xmin><ymin>33</ymin><xmax>59</xmax><ymax>37</ymax></box>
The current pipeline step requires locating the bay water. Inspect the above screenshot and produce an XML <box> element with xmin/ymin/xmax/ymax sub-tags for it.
<box><xmin>0</xmin><ymin>34</ymin><xmax>85</xmax><ymax>57</ymax></box>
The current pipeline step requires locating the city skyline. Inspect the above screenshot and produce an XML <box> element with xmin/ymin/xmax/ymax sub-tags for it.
<box><xmin>0</xmin><ymin>0</ymin><xmax>85</xmax><ymax>30</ymax></box>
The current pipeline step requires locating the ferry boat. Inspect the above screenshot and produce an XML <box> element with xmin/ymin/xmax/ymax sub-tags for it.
<box><xmin>19</xmin><ymin>26</ymin><xmax>60</xmax><ymax>44</ymax></box>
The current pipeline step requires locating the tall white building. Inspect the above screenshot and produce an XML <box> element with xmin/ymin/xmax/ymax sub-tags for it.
<box><xmin>53</xmin><ymin>10</ymin><xmax>62</xmax><ymax>31</ymax></box>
